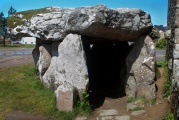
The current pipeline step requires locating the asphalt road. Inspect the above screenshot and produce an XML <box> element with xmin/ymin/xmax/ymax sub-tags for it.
<box><xmin>0</xmin><ymin>48</ymin><xmax>166</xmax><ymax>68</ymax></box>
<box><xmin>0</xmin><ymin>48</ymin><xmax>34</xmax><ymax>68</ymax></box>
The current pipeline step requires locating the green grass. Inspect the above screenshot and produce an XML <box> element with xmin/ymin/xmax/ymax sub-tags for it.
<box><xmin>7</xmin><ymin>7</ymin><xmax>49</xmax><ymax>28</ymax></box>
<box><xmin>156</xmin><ymin>38</ymin><xmax>167</xmax><ymax>49</ymax></box>
<box><xmin>0</xmin><ymin>44</ymin><xmax>35</xmax><ymax>49</ymax></box>
<box><xmin>15</xmin><ymin>8</ymin><xmax>48</xmax><ymax>20</ymax></box>
<box><xmin>156</xmin><ymin>60</ymin><xmax>171</xmax><ymax>98</ymax></box>
<box><xmin>127</xmin><ymin>97</ymin><xmax>134</xmax><ymax>103</ymax></box>
<box><xmin>0</xmin><ymin>64</ymin><xmax>92</xmax><ymax>120</ymax></box>
<box><xmin>164</xmin><ymin>112</ymin><xmax>174</xmax><ymax>120</ymax></box>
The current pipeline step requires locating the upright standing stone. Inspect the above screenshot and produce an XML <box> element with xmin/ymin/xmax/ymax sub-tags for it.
<box><xmin>38</xmin><ymin>44</ymin><xmax>52</xmax><ymax>80</ymax></box>
<box><xmin>42</xmin><ymin>34</ymin><xmax>89</xmax><ymax>110</ymax></box>
<box><xmin>126</xmin><ymin>35</ymin><xmax>156</xmax><ymax>99</ymax></box>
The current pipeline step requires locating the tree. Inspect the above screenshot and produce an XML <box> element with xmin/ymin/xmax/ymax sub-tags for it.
<box><xmin>8</xmin><ymin>6</ymin><xmax>16</xmax><ymax>17</ymax></box>
<box><xmin>0</xmin><ymin>12</ymin><xmax>7</xmax><ymax>46</ymax></box>
<box><xmin>0</xmin><ymin>6</ymin><xmax>16</xmax><ymax>46</ymax></box>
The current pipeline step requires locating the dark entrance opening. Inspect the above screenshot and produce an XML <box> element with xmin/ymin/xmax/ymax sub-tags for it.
<box><xmin>82</xmin><ymin>36</ymin><xmax>133</xmax><ymax>108</ymax></box>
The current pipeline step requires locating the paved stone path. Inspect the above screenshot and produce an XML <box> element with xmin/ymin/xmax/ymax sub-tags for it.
<box><xmin>76</xmin><ymin>109</ymin><xmax>135</xmax><ymax>120</ymax></box>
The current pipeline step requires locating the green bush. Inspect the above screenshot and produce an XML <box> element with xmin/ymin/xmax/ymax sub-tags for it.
<box><xmin>156</xmin><ymin>38</ymin><xmax>167</xmax><ymax>49</ymax></box>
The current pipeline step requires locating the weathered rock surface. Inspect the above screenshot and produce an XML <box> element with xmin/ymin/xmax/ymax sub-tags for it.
<box><xmin>42</xmin><ymin>34</ymin><xmax>89</xmax><ymax>94</ymax></box>
<box><xmin>131</xmin><ymin>110</ymin><xmax>146</xmax><ymax>116</ymax></box>
<box><xmin>115</xmin><ymin>115</ymin><xmax>130</xmax><ymax>120</ymax></box>
<box><xmin>126</xmin><ymin>35</ymin><xmax>156</xmax><ymax>99</ymax></box>
<box><xmin>149</xmin><ymin>26</ymin><xmax>160</xmax><ymax>39</ymax></box>
<box><xmin>37</xmin><ymin>44</ymin><xmax>52</xmax><ymax>80</ymax></box>
<box><xmin>11</xmin><ymin>5</ymin><xmax>152</xmax><ymax>41</ymax></box>
<box><xmin>164</xmin><ymin>30</ymin><xmax>171</xmax><ymax>40</ymax></box>
<box><xmin>99</xmin><ymin>109</ymin><xmax>119</xmax><ymax>116</ymax></box>
<box><xmin>56</xmin><ymin>82</ymin><xmax>78</xmax><ymax>111</ymax></box>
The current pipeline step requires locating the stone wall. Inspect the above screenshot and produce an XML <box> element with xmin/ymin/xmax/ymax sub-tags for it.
<box><xmin>167</xmin><ymin>0</ymin><xmax>179</xmax><ymax>119</ymax></box>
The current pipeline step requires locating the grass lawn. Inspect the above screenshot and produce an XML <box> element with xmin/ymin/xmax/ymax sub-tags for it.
<box><xmin>0</xmin><ymin>64</ymin><xmax>76</xmax><ymax>120</ymax></box>
<box><xmin>0</xmin><ymin>44</ymin><xmax>35</xmax><ymax>49</ymax></box>
<box><xmin>0</xmin><ymin>64</ymin><xmax>91</xmax><ymax>120</ymax></box>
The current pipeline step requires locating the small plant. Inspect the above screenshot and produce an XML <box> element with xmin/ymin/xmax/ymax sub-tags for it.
<box><xmin>164</xmin><ymin>112</ymin><xmax>174</xmax><ymax>120</ymax></box>
<box><xmin>77</xmin><ymin>91</ymin><xmax>90</xmax><ymax>108</ymax></box>
<box><xmin>157</xmin><ymin>60</ymin><xmax>168</xmax><ymax>67</ymax></box>
<box><xmin>136</xmin><ymin>96</ymin><xmax>145</xmax><ymax>101</ymax></box>
<box><xmin>160</xmin><ymin>61</ymin><xmax>171</xmax><ymax>98</ymax></box>
<box><xmin>148</xmin><ymin>98</ymin><xmax>157</xmax><ymax>105</ymax></box>
<box><xmin>132</xmin><ymin>106</ymin><xmax>143</xmax><ymax>111</ymax></box>
<box><xmin>156</xmin><ymin>60</ymin><xmax>171</xmax><ymax>97</ymax></box>
<box><xmin>75</xmin><ymin>91</ymin><xmax>92</xmax><ymax>116</ymax></box>
<box><xmin>127</xmin><ymin>97</ymin><xmax>134</xmax><ymax>103</ymax></box>
<box><xmin>164</xmin><ymin>79</ymin><xmax>171</xmax><ymax>97</ymax></box>
<box><xmin>127</xmin><ymin>96</ymin><xmax>145</xmax><ymax>103</ymax></box>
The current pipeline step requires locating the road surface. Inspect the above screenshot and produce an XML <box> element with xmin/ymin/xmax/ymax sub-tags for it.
<box><xmin>0</xmin><ymin>48</ymin><xmax>34</xmax><ymax>68</ymax></box>
<box><xmin>0</xmin><ymin>48</ymin><xmax>166</xmax><ymax>68</ymax></box>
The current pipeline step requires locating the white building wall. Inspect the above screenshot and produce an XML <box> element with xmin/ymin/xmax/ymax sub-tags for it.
<box><xmin>20</xmin><ymin>37</ymin><xmax>36</xmax><ymax>44</ymax></box>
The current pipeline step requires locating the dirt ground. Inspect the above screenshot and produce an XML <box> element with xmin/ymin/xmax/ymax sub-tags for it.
<box><xmin>88</xmin><ymin>68</ymin><xmax>170</xmax><ymax>120</ymax></box>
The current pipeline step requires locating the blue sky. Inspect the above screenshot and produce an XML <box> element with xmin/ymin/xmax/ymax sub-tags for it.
<box><xmin>0</xmin><ymin>0</ymin><xmax>168</xmax><ymax>25</ymax></box>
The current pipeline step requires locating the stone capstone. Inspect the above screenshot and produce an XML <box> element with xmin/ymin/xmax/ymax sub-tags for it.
<box><xmin>11</xmin><ymin>5</ymin><xmax>152</xmax><ymax>42</ymax></box>
<box><xmin>126</xmin><ymin>35</ymin><xmax>156</xmax><ymax>99</ymax></box>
